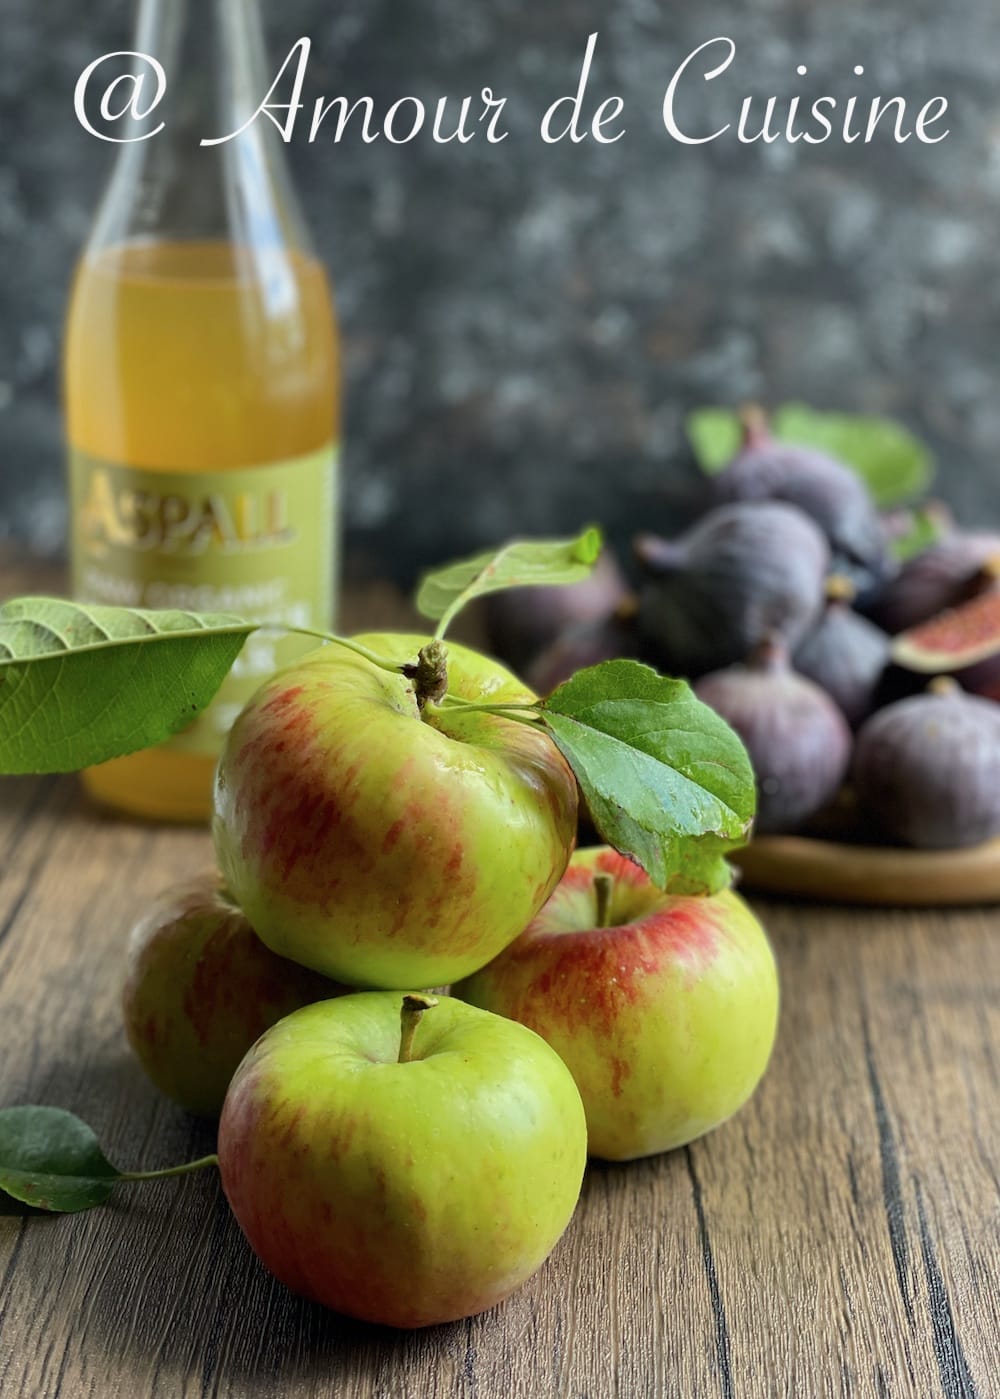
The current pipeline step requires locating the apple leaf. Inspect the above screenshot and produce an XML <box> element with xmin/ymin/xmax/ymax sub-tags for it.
<box><xmin>541</xmin><ymin>660</ymin><xmax>756</xmax><ymax>895</ymax></box>
<box><xmin>0</xmin><ymin>597</ymin><xmax>257</xmax><ymax>775</ymax></box>
<box><xmin>415</xmin><ymin>528</ymin><xmax>603</xmax><ymax>640</ymax></box>
<box><xmin>686</xmin><ymin>403</ymin><xmax>934</xmax><ymax>506</ymax></box>
<box><xmin>0</xmin><ymin>1107</ymin><xmax>219</xmax><ymax>1214</ymax></box>
<box><xmin>0</xmin><ymin>1108</ymin><xmax>121</xmax><ymax>1213</ymax></box>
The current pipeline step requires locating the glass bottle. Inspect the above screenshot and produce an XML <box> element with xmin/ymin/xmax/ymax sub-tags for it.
<box><xmin>64</xmin><ymin>0</ymin><xmax>341</xmax><ymax>822</ymax></box>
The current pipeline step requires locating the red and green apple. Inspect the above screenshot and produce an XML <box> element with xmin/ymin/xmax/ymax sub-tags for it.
<box><xmin>454</xmin><ymin>847</ymin><xmax>779</xmax><ymax>1160</ymax></box>
<box><xmin>212</xmin><ymin>634</ymin><xmax>579</xmax><ymax>989</ymax></box>
<box><xmin>123</xmin><ymin>873</ymin><xmax>344</xmax><ymax>1116</ymax></box>
<box><xmin>218</xmin><ymin>992</ymin><xmax>588</xmax><ymax>1328</ymax></box>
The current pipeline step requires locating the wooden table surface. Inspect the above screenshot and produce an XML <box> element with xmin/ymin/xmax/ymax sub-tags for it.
<box><xmin>1</xmin><ymin>561</ymin><xmax>999</xmax><ymax>1398</ymax></box>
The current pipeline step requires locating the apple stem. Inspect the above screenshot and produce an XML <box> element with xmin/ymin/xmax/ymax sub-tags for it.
<box><xmin>398</xmin><ymin>993</ymin><xmax>440</xmax><ymax>1063</ymax></box>
<box><xmin>404</xmin><ymin>642</ymin><xmax>450</xmax><ymax>709</ymax></box>
<box><xmin>593</xmin><ymin>872</ymin><xmax>615</xmax><ymax>929</ymax></box>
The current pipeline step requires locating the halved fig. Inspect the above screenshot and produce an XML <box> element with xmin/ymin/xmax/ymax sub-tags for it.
<box><xmin>892</xmin><ymin>585</ymin><xmax>1000</xmax><ymax>674</ymax></box>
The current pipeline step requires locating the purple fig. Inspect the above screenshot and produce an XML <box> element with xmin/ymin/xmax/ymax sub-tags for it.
<box><xmin>793</xmin><ymin>577</ymin><xmax>890</xmax><ymax>727</ymax></box>
<box><xmin>636</xmin><ymin>501</ymin><xmax>829</xmax><ymax>677</ymax></box>
<box><xmin>527</xmin><ymin>612</ymin><xmax>639</xmax><ymax>696</ymax></box>
<box><xmin>958</xmin><ymin>653</ymin><xmax>1000</xmax><ymax>701</ymax></box>
<box><xmin>711</xmin><ymin>407</ymin><xmax>889</xmax><ymax>575</ymax></box>
<box><xmin>694</xmin><ymin>637</ymin><xmax>853</xmax><ymax>835</ymax></box>
<box><xmin>853</xmin><ymin>680</ymin><xmax>1000</xmax><ymax>849</ymax></box>
<box><xmin>484</xmin><ymin>548</ymin><xmax>632</xmax><ymax>672</ymax></box>
<box><xmin>868</xmin><ymin>534</ymin><xmax>1000</xmax><ymax>635</ymax></box>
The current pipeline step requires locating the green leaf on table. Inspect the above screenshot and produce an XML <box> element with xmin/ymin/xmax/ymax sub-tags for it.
<box><xmin>541</xmin><ymin>660</ymin><xmax>756</xmax><ymax>895</ymax></box>
<box><xmin>0</xmin><ymin>1107</ymin><xmax>120</xmax><ymax>1213</ymax></box>
<box><xmin>771</xmin><ymin>403</ymin><xmax>934</xmax><ymax>506</ymax></box>
<box><xmin>687</xmin><ymin>403</ymin><xmax>934</xmax><ymax>506</ymax></box>
<box><xmin>415</xmin><ymin>528</ymin><xmax>603</xmax><ymax>639</ymax></box>
<box><xmin>0</xmin><ymin>597</ymin><xmax>257</xmax><ymax>775</ymax></box>
<box><xmin>685</xmin><ymin>408</ymin><xmax>744</xmax><ymax>475</ymax></box>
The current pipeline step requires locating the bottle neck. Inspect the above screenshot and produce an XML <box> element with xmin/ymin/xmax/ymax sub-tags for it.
<box><xmin>134</xmin><ymin>0</ymin><xmax>271</xmax><ymax>142</ymax></box>
<box><xmin>88</xmin><ymin>0</ymin><xmax>311</xmax><ymax>257</ymax></box>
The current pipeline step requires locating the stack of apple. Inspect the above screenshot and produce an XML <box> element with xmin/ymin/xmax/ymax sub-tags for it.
<box><xmin>123</xmin><ymin>629</ymin><xmax>779</xmax><ymax>1330</ymax></box>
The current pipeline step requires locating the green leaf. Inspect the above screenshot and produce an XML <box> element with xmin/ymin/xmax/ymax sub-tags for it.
<box><xmin>772</xmin><ymin>403</ymin><xmax>934</xmax><ymax>506</ymax></box>
<box><xmin>0</xmin><ymin>1108</ymin><xmax>120</xmax><ymax>1213</ymax></box>
<box><xmin>415</xmin><ymin>528</ymin><xmax>603</xmax><ymax>639</ymax></box>
<box><xmin>685</xmin><ymin>409</ymin><xmax>744</xmax><ymax>475</ymax></box>
<box><xmin>687</xmin><ymin>403</ymin><xmax>934</xmax><ymax>506</ymax></box>
<box><xmin>541</xmin><ymin>660</ymin><xmax>756</xmax><ymax>895</ymax></box>
<box><xmin>0</xmin><ymin>598</ymin><xmax>257</xmax><ymax>775</ymax></box>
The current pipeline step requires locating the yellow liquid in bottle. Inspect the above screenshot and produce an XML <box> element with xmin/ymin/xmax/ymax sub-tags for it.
<box><xmin>65</xmin><ymin>241</ymin><xmax>340</xmax><ymax>823</ymax></box>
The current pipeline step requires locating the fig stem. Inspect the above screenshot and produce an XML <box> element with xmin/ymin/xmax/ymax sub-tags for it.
<box><xmin>747</xmin><ymin>635</ymin><xmax>789</xmax><ymax>673</ymax></box>
<box><xmin>119</xmin><ymin>1154</ymin><xmax>220</xmax><ymax>1183</ymax></box>
<box><xmin>928</xmin><ymin>676</ymin><xmax>961</xmax><ymax>697</ymax></box>
<box><xmin>824</xmin><ymin>575</ymin><xmax>858</xmax><ymax>605</ymax></box>
<box><xmin>593</xmin><ymin>872</ymin><xmax>615</xmax><ymax>929</ymax></box>
<box><xmin>633</xmin><ymin>533</ymin><xmax>683</xmax><ymax>576</ymax></box>
<box><xmin>738</xmin><ymin>402</ymin><xmax>772</xmax><ymax>449</ymax></box>
<box><xmin>399</xmin><ymin>994</ymin><xmax>439</xmax><ymax>1064</ymax></box>
<box><xmin>979</xmin><ymin>555</ymin><xmax>1000</xmax><ymax>586</ymax></box>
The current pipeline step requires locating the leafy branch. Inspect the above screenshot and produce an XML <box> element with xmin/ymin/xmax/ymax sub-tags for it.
<box><xmin>0</xmin><ymin>530</ymin><xmax>757</xmax><ymax>894</ymax></box>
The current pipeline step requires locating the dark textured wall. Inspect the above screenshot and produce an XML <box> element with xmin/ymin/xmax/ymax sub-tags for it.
<box><xmin>2</xmin><ymin>0</ymin><xmax>999</xmax><ymax>583</ymax></box>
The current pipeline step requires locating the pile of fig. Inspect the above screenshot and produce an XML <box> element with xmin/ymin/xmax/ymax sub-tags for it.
<box><xmin>486</xmin><ymin>408</ymin><xmax>1000</xmax><ymax>851</ymax></box>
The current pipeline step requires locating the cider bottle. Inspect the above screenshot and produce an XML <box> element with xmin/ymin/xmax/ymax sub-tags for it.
<box><xmin>64</xmin><ymin>0</ymin><xmax>340</xmax><ymax>822</ymax></box>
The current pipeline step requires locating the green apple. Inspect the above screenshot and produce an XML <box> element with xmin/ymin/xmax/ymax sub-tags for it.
<box><xmin>123</xmin><ymin>873</ymin><xmax>345</xmax><ymax>1116</ymax></box>
<box><xmin>454</xmin><ymin>847</ymin><xmax>779</xmax><ymax>1160</ymax></box>
<box><xmin>218</xmin><ymin>992</ymin><xmax>587</xmax><ymax>1327</ymax></box>
<box><xmin>212</xmin><ymin>634</ymin><xmax>579</xmax><ymax>990</ymax></box>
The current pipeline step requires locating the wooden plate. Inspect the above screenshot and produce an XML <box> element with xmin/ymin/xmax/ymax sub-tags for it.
<box><xmin>732</xmin><ymin>834</ymin><xmax>1000</xmax><ymax>906</ymax></box>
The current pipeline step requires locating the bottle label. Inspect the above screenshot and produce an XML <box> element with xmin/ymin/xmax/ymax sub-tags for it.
<box><xmin>69</xmin><ymin>445</ymin><xmax>339</xmax><ymax>758</ymax></box>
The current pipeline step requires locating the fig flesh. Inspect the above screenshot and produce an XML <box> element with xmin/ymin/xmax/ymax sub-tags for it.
<box><xmin>694</xmin><ymin>637</ymin><xmax>852</xmax><ymax>835</ymax></box>
<box><xmin>636</xmin><ymin>501</ymin><xmax>829</xmax><ymax>677</ymax></box>
<box><xmin>891</xmin><ymin>584</ymin><xmax>1000</xmax><ymax>673</ymax></box>
<box><xmin>793</xmin><ymin>577</ymin><xmax>890</xmax><ymax>727</ymax></box>
<box><xmin>711</xmin><ymin>407</ymin><xmax>889</xmax><ymax>575</ymax></box>
<box><xmin>853</xmin><ymin>682</ymin><xmax>1000</xmax><ymax>849</ymax></box>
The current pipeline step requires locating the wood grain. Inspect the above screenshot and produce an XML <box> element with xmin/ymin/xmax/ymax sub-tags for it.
<box><xmin>1</xmin><ymin>557</ymin><xmax>999</xmax><ymax>1397</ymax></box>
